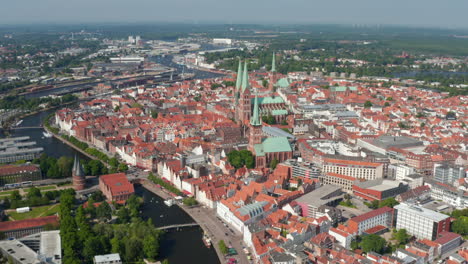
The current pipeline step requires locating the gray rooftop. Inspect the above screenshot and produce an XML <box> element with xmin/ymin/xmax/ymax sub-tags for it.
<box><xmin>0</xmin><ymin>239</ymin><xmax>40</xmax><ymax>264</ymax></box>
<box><xmin>39</xmin><ymin>231</ymin><xmax>61</xmax><ymax>264</ymax></box>
<box><xmin>294</xmin><ymin>185</ymin><xmax>342</xmax><ymax>207</ymax></box>
<box><xmin>372</xmin><ymin>135</ymin><xmax>423</xmax><ymax>149</ymax></box>
<box><xmin>262</xmin><ymin>126</ymin><xmax>295</xmax><ymax>139</ymax></box>
<box><xmin>237</xmin><ymin>201</ymin><xmax>268</xmax><ymax>217</ymax></box>
<box><xmin>94</xmin><ymin>253</ymin><xmax>121</xmax><ymax>263</ymax></box>
<box><xmin>395</xmin><ymin>203</ymin><xmax>450</xmax><ymax>222</ymax></box>
<box><xmin>355</xmin><ymin>179</ymin><xmax>407</xmax><ymax>191</ymax></box>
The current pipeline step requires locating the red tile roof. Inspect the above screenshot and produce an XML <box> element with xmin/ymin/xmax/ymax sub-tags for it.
<box><xmin>0</xmin><ymin>215</ymin><xmax>58</xmax><ymax>232</ymax></box>
<box><xmin>100</xmin><ymin>173</ymin><xmax>135</xmax><ymax>196</ymax></box>
<box><xmin>363</xmin><ymin>225</ymin><xmax>387</xmax><ymax>234</ymax></box>
<box><xmin>0</xmin><ymin>164</ymin><xmax>40</xmax><ymax>176</ymax></box>
<box><xmin>349</xmin><ymin>206</ymin><xmax>393</xmax><ymax>223</ymax></box>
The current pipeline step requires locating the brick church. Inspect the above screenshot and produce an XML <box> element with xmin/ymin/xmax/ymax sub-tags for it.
<box><xmin>234</xmin><ymin>55</ymin><xmax>293</xmax><ymax>168</ymax></box>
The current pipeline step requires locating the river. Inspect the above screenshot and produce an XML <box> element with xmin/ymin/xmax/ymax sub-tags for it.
<box><xmin>0</xmin><ymin>108</ymin><xmax>89</xmax><ymax>159</ymax></box>
<box><xmin>137</xmin><ymin>186</ymin><xmax>220</xmax><ymax>264</ymax></box>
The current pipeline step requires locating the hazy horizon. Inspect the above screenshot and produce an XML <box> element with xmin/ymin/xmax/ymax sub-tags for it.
<box><xmin>1</xmin><ymin>0</ymin><xmax>468</xmax><ymax>29</ymax></box>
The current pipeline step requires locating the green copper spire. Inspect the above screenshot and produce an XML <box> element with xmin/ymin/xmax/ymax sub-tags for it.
<box><xmin>271</xmin><ymin>52</ymin><xmax>276</xmax><ymax>72</ymax></box>
<box><xmin>250</xmin><ymin>91</ymin><xmax>261</xmax><ymax>126</ymax></box>
<box><xmin>241</xmin><ymin>61</ymin><xmax>249</xmax><ymax>92</ymax></box>
<box><xmin>235</xmin><ymin>59</ymin><xmax>243</xmax><ymax>91</ymax></box>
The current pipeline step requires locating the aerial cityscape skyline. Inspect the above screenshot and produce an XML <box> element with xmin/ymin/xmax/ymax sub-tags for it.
<box><xmin>0</xmin><ymin>3</ymin><xmax>466</xmax><ymax>263</ymax></box>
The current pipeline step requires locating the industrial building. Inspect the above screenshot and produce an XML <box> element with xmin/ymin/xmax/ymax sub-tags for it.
<box><xmin>0</xmin><ymin>137</ymin><xmax>43</xmax><ymax>164</ymax></box>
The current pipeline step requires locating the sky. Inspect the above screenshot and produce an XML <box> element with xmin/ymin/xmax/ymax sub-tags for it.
<box><xmin>1</xmin><ymin>0</ymin><xmax>467</xmax><ymax>28</ymax></box>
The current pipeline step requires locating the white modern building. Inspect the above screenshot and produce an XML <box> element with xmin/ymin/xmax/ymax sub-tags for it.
<box><xmin>394</xmin><ymin>203</ymin><xmax>451</xmax><ymax>240</ymax></box>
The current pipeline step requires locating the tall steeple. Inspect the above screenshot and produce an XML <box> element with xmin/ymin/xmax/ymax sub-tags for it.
<box><xmin>271</xmin><ymin>52</ymin><xmax>276</xmax><ymax>72</ymax></box>
<box><xmin>235</xmin><ymin>59</ymin><xmax>243</xmax><ymax>91</ymax></box>
<box><xmin>250</xmin><ymin>91</ymin><xmax>261</xmax><ymax>126</ymax></box>
<box><xmin>241</xmin><ymin>61</ymin><xmax>249</xmax><ymax>92</ymax></box>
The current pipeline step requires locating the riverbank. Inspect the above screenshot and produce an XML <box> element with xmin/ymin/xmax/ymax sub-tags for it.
<box><xmin>142</xmin><ymin>179</ymin><xmax>249</xmax><ymax>264</ymax></box>
<box><xmin>43</xmin><ymin>124</ymin><xmax>109</xmax><ymax>166</ymax></box>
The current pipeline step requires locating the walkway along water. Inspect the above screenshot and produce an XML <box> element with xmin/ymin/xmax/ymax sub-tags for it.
<box><xmin>141</xmin><ymin>180</ymin><xmax>249</xmax><ymax>264</ymax></box>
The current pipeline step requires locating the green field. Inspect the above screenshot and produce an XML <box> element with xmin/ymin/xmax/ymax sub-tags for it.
<box><xmin>7</xmin><ymin>204</ymin><xmax>60</xmax><ymax>221</ymax></box>
<box><xmin>25</xmin><ymin>186</ymin><xmax>57</xmax><ymax>191</ymax></box>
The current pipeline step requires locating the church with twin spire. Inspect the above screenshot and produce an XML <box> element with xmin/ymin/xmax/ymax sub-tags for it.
<box><xmin>234</xmin><ymin>54</ymin><xmax>293</xmax><ymax>168</ymax></box>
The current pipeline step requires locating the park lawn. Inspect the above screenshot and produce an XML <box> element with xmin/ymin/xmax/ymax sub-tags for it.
<box><xmin>8</xmin><ymin>204</ymin><xmax>60</xmax><ymax>221</ymax></box>
<box><xmin>25</xmin><ymin>186</ymin><xmax>57</xmax><ymax>192</ymax></box>
<box><xmin>0</xmin><ymin>190</ymin><xmax>14</xmax><ymax>196</ymax></box>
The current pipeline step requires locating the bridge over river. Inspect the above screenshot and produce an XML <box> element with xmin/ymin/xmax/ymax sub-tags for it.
<box><xmin>157</xmin><ymin>223</ymin><xmax>199</xmax><ymax>230</ymax></box>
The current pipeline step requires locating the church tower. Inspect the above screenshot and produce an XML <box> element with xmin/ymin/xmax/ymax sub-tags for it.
<box><xmin>234</xmin><ymin>59</ymin><xmax>243</xmax><ymax>107</ymax></box>
<box><xmin>248</xmin><ymin>92</ymin><xmax>263</xmax><ymax>151</ymax></box>
<box><xmin>72</xmin><ymin>155</ymin><xmax>86</xmax><ymax>191</ymax></box>
<box><xmin>269</xmin><ymin>52</ymin><xmax>277</xmax><ymax>91</ymax></box>
<box><xmin>237</xmin><ymin>61</ymin><xmax>251</xmax><ymax>124</ymax></box>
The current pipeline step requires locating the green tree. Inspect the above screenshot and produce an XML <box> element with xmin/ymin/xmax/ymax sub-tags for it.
<box><xmin>125</xmin><ymin>238</ymin><xmax>142</xmax><ymax>262</ymax></box>
<box><xmin>151</xmin><ymin>111</ymin><xmax>158</xmax><ymax>119</ymax></box>
<box><xmin>75</xmin><ymin>206</ymin><xmax>92</xmax><ymax>242</ymax></box>
<box><xmin>111</xmin><ymin>236</ymin><xmax>125</xmax><ymax>255</ymax></box>
<box><xmin>109</xmin><ymin>157</ymin><xmax>119</xmax><ymax>168</ymax></box>
<box><xmin>143</xmin><ymin>234</ymin><xmax>159</xmax><ymax>261</ymax></box>
<box><xmin>26</xmin><ymin>187</ymin><xmax>41</xmax><ymax>199</ymax></box>
<box><xmin>364</xmin><ymin>101</ymin><xmax>373</xmax><ymax>108</ymax></box>
<box><xmin>9</xmin><ymin>190</ymin><xmax>21</xmax><ymax>201</ymax></box>
<box><xmin>57</xmin><ymin>156</ymin><xmax>73</xmax><ymax>178</ymax></box>
<box><xmin>218</xmin><ymin>240</ymin><xmax>228</xmax><ymax>255</ymax></box>
<box><xmin>83</xmin><ymin>236</ymin><xmax>104</xmax><ymax>263</ymax></box>
<box><xmin>360</xmin><ymin>234</ymin><xmax>386</xmax><ymax>254</ymax></box>
<box><xmin>393</xmin><ymin>229</ymin><xmax>410</xmax><ymax>245</ymax></box>
<box><xmin>118</xmin><ymin>163</ymin><xmax>129</xmax><ymax>172</ymax></box>
<box><xmin>380</xmin><ymin>198</ymin><xmax>399</xmax><ymax>208</ymax></box>
<box><xmin>452</xmin><ymin>216</ymin><xmax>468</xmax><ymax>236</ymax></box>
<box><xmin>96</xmin><ymin>201</ymin><xmax>112</xmax><ymax>221</ymax></box>
<box><xmin>47</xmin><ymin>163</ymin><xmax>61</xmax><ymax>178</ymax></box>
<box><xmin>117</xmin><ymin>207</ymin><xmax>131</xmax><ymax>223</ymax></box>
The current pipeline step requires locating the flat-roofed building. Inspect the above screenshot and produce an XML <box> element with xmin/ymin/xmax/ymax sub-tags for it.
<box><xmin>294</xmin><ymin>185</ymin><xmax>342</xmax><ymax>218</ymax></box>
<box><xmin>94</xmin><ymin>253</ymin><xmax>122</xmax><ymax>264</ymax></box>
<box><xmin>394</xmin><ymin>203</ymin><xmax>450</xmax><ymax>240</ymax></box>
<box><xmin>321</xmin><ymin>172</ymin><xmax>360</xmax><ymax>194</ymax></box>
<box><xmin>357</xmin><ymin>135</ymin><xmax>423</xmax><ymax>156</ymax></box>
<box><xmin>433</xmin><ymin>164</ymin><xmax>465</xmax><ymax>185</ymax></box>
<box><xmin>0</xmin><ymin>137</ymin><xmax>43</xmax><ymax>164</ymax></box>
<box><xmin>0</xmin><ymin>239</ymin><xmax>40</xmax><ymax>264</ymax></box>
<box><xmin>353</xmin><ymin>179</ymin><xmax>409</xmax><ymax>201</ymax></box>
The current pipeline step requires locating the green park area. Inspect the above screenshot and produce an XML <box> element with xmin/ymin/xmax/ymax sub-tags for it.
<box><xmin>7</xmin><ymin>204</ymin><xmax>60</xmax><ymax>221</ymax></box>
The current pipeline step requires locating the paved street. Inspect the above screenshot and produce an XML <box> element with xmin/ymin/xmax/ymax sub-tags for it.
<box><xmin>184</xmin><ymin>205</ymin><xmax>250</xmax><ymax>264</ymax></box>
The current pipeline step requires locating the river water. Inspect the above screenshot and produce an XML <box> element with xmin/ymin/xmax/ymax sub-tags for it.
<box><xmin>0</xmin><ymin>108</ymin><xmax>88</xmax><ymax>159</ymax></box>
<box><xmin>137</xmin><ymin>186</ymin><xmax>220</xmax><ymax>264</ymax></box>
